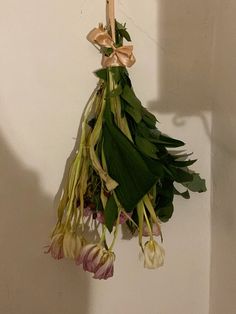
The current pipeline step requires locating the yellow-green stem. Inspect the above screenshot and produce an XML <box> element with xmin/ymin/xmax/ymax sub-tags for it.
<box><xmin>99</xmin><ymin>225</ymin><xmax>107</xmax><ymax>246</ymax></box>
<box><xmin>143</xmin><ymin>206</ymin><xmax>154</xmax><ymax>241</ymax></box>
<box><xmin>109</xmin><ymin>209</ymin><xmax>121</xmax><ymax>251</ymax></box>
<box><xmin>137</xmin><ymin>201</ymin><xmax>144</xmax><ymax>250</ymax></box>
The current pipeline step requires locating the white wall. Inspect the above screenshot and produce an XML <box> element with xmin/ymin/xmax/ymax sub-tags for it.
<box><xmin>0</xmin><ymin>1</ymin><xmax>212</xmax><ymax>314</ymax></box>
<box><xmin>210</xmin><ymin>1</ymin><xmax>236</xmax><ymax>313</ymax></box>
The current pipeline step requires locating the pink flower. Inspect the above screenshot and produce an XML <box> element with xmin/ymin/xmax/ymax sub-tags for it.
<box><xmin>96</xmin><ymin>211</ymin><xmax>132</xmax><ymax>225</ymax></box>
<box><xmin>45</xmin><ymin>232</ymin><xmax>64</xmax><ymax>260</ymax></box>
<box><xmin>142</xmin><ymin>222</ymin><xmax>161</xmax><ymax>237</ymax></box>
<box><xmin>93</xmin><ymin>251</ymin><xmax>115</xmax><ymax>280</ymax></box>
<box><xmin>76</xmin><ymin>244</ymin><xmax>115</xmax><ymax>280</ymax></box>
<box><xmin>76</xmin><ymin>244</ymin><xmax>104</xmax><ymax>273</ymax></box>
<box><xmin>119</xmin><ymin>212</ymin><xmax>132</xmax><ymax>224</ymax></box>
<box><xmin>96</xmin><ymin>212</ymin><xmax>105</xmax><ymax>224</ymax></box>
<box><xmin>84</xmin><ymin>206</ymin><xmax>93</xmax><ymax>217</ymax></box>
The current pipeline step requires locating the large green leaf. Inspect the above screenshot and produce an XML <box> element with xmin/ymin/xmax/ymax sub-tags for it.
<box><xmin>104</xmin><ymin>194</ymin><xmax>118</xmax><ymax>233</ymax></box>
<box><xmin>103</xmin><ymin>105</ymin><xmax>158</xmax><ymax>211</ymax></box>
<box><xmin>135</xmin><ymin>135</ymin><xmax>158</xmax><ymax>159</ymax></box>
<box><xmin>141</xmin><ymin>155</ymin><xmax>164</xmax><ymax>177</ymax></box>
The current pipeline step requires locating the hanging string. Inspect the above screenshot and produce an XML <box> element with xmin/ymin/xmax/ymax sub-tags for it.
<box><xmin>87</xmin><ymin>0</ymin><xmax>135</xmax><ymax>68</ymax></box>
<box><xmin>106</xmin><ymin>0</ymin><xmax>116</xmax><ymax>42</ymax></box>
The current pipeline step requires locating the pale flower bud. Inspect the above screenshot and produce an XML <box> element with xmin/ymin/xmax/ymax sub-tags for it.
<box><xmin>143</xmin><ymin>240</ymin><xmax>165</xmax><ymax>269</ymax></box>
<box><xmin>63</xmin><ymin>232</ymin><xmax>82</xmax><ymax>259</ymax></box>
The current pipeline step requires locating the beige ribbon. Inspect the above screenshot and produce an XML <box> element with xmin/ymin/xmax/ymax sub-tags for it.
<box><xmin>87</xmin><ymin>26</ymin><xmax>136</xmax><ymax>68</ymax></box>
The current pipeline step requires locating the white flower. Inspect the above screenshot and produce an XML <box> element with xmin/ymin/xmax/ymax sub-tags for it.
<box><xmin>63</xmin><ymin>232</ymin><xmax>82</xmax><ymax>259</ymax></box>
<box><xmin>143</xmin><ymin>240</ymin><xmax>165</xmax><ymax>269</ymax></box>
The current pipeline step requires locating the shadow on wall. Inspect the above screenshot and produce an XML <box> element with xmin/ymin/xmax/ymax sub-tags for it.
<box><xmin>149</xmin><ymin>0</ymin><xmax>213</xmax><ymax>138</ymax></box>
<box><xmin>153</xmin><ymin>1</ymin><xmax>236</xmax><ymax>313</ymax></box>
<box><xmin>0</xmin><ymin>131</ymin><xmax>90</xmax><ymax>314</ymax></box>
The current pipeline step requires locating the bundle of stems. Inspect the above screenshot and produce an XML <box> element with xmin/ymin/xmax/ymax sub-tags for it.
<box><xmin>47</xmin><ymin>1</ymin><xmax>206</xmax><ymax>280</ymax></box>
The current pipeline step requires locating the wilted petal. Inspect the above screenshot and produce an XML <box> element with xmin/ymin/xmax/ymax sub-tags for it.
<box><xmin>143</xmin><ymin>240</ymin><xmax>165</xmax><ymax>269</ymax></box>
<box><xmin>84</xmin><ymin>206</ymin><xmax>93</xmax><ymax>217</ymax></box>
<box><xmin>85</xmin><ymin>245</ymin><xmax>104</xmax><ymax>272</ymax></box>
<box><xmin>96</xmin><ymin>211</ymin><xmax>105</xmax><ymax>224</ymax></box>
<box><xmin>119</xmin><ymin>212</ymin><xmax>132</xmax><ymax>225</ymax></box>
<box><xmin>46</xmin><ymin>232</ymin><xmax>64</xmax><ymax>260</ymax></box>
<box><xmin>76</xmin><ymin>244</ymin><xmax>96</xmax><ymax>266</ymax></box>
<box><xmin>93</xmin><ymin>251</ymin><xmax>115</xmax><ymax>280</ymax></box>
<box><xmin>63</xmin><ymin>232</ymin><xmax>82</xmax><ymax>259</ymax></box>
<box><xmin>143</xmin><ymin>223</ymin><xmax>161</xmax><ymax>237</ymax></box>
<box><xmin>76</xmin><ymin>244</ymin><xmax>105</xmax><ymax>274</ymax></box>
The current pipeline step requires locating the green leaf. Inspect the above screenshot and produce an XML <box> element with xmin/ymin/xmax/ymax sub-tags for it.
<box><xmin>156</xmin><ymin>204</ymin><xmax>174</xmax><ymax>222</ymax></box>
<box><xmin>103</xmin><ymin>105</ymin><xmax>158</xmax><ymax>211</ymax></box>
<box><xmin>183</xmin><ymin>173</ymin><xmax>207</xmax><ymax>193</ymax></box>
<box><xmin>104</xmin><ymin>194</ymin><xmax>118</xmax><ymax>233</ymax></box>
<box><xmin>119</xmin><ymin>29</ymin><xmax>131</xmax><ymax>42</ymax></box>
<box><xmin>115</xmin><ymin>20</ymin><xmax>132</xmax><ymax>42</ymax></box>
<box><xmin>155</xmin><ymin>134</ymin><xmax>185</xmax><ymax>147</ymax></box>
<box><xmin>103</xmin><ymin>47</ymin><xmax>114</xmax><ymax>56</ymax></box>
<box><xmin>174</xmin><ymin>188</ymin><xmax>190</xmax><ymax>199</ymax></box>
<box><xmin>121</xmin><ymin>84</ymin><xmax>143</xmax><ymax>123</ymax></box>
<box><xmin>120</xmin><ymin>68</ymin><xmax>132</xmax><ymax>87</ymax></box>
<box><xmin>87</xmin><ymin>118</ymin><xmax>96</xmax><ymax>129</ymax></box>
<box><xmin>116</xmin><ymin>21</ymin><xmax>126</xmax><ymax>30</ymax></box>
<box><xmin>172</xmin><ymin>152</ymin><xmax>193</xmax><ymax>160</ymax></box>
<box><xmin>95</xmin><ymin>68</ymin><xmax>108</xmax><ymax>81</ymax></box>
<box><xmin>141</xmin><ymin>156</ymin><xmax>164</xmax><ymax>177</ymax></box>
<box><xmin>135</xmin><ymin>135</ymin><xmax>158</xmax><ymax>159</ymax></box>
<box><xmin>168</xmin><ymin>167</ymin><xmax>194</xmax><ymax>183</ymax></box>
<box><xmin>155</xmin><ymin>180</ymin><xmax>174</xmax><ymax>207</ymax></box>
<box><xmin>121</xmin><ymin>85</ymin><xmax>142</xmax><ymax>109</ymax></box>
<box><xmin>171</xmin><ymin>159</ymin><xmax>197</xmax><ymax>167</ymax></box>
<box><xmin>108</xmin><ymin>84</ymin><xmax>123</xmax><ymax>97</ymax></box>
<box><xmin>122</xmin><ymin>98</ymin><xmax>142</xmax><ymax>123</ymax></box>
<box><xmin>141</xmin><ymin>107</ymin><xmax>157</xmax><ymax>128</ymax></box>
<box><xmin>136</xmin><ymin>122</ymin><xmax>161</xmax><ymax>143</ymax></box>
<box><xmin>110</xmin><ymin>67</ymin><xmax>122</xmax><ymax>84</ymax></box>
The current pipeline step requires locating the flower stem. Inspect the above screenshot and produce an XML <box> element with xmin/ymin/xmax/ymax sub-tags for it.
<box><xmin>109</xmin><ymin>208</ymin><xmax>121</xmax><ymax>251</ymax></box>
<box><xmin>143</xmin><ymin>206</ymin><xmax>153</xmax><ymax>241</ymax></box>
<box><xmin>99</xmin><ymin>225</ymin><xmax>107</xmax><ymax>246</ymax></box>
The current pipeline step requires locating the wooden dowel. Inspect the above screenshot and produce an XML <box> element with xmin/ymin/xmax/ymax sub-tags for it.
<box><xmin>106</xmin><ymin>0</ymin><xmax>116</xmax><ymax>42</ymax></box>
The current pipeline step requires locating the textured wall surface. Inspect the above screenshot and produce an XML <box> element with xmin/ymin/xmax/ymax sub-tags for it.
<box><xmin>0</xmin><ymin>1</ymin><xmax>212</xmax><ymax>314</ymax></box>
<box><xmin>210</xmin><ymin>1</ymin><xmax>236</xmax><ymax>313</ymax></box>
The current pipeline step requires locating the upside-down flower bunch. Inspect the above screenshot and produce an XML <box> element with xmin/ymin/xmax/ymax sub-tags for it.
<box><xmin>46</xmin><ymin>20</ymin><xmax>206</xmax><ymax>280</ymax></box>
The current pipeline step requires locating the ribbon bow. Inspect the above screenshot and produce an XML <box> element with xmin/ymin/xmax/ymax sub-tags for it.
<box><xmin>87</xmin><ymin>26</ymin><xmax>136</xmax><ymax>68</ymax></box>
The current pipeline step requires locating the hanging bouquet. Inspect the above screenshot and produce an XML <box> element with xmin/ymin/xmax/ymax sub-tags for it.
<box><xmin>46</xmin><ymin>1</ymin><xmax>206</xmax><ymax>280</ymax></box>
